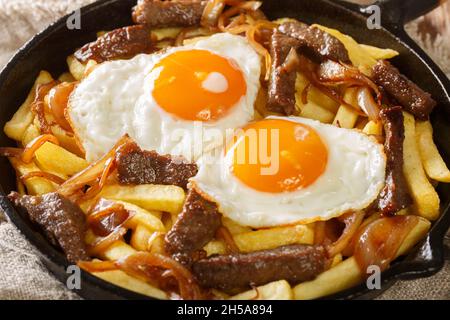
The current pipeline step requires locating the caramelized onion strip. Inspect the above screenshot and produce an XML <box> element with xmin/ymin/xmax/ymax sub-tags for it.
<box><xmin>21</xmin><ymin>134</ymin><xmax>59</xmax><ymax>164</ymax></box>
<box><xmin>87</xmin><ymin>227</ymin><xmax>127</xmax><ymax>257</ymax></box>
<box><xmin>20</xmin><ymin>171</ymin><xmax>66</xmax><ymax>185</ymax></box>
<box><xmin>327</xmin><ymin>211</ymin><xmax>365</xmax><ymax>257</ymax></box>
<box><xmin>116</xmin><ymin>252</ymin><xmax>203</xmax><ymax>300</ymax></box>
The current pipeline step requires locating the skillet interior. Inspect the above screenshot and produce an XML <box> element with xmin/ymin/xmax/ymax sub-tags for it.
<box><xmin>0</xmin><ymin>0</ymin><xmax>448</xmax><ymax>300</ymax></box>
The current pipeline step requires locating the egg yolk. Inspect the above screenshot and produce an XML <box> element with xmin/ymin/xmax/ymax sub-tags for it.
<box><xmin>152</xmin><ymin>49</ymin><xmax>247</xmax><ymax>121</ymax></box>
<box><xmin>229</xmin><ymin>119</ymin><xmax>328</xmax><ymax>193</ymax></box>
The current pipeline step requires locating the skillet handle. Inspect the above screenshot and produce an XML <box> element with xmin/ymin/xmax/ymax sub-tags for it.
<box><xmin>337</xmin><ymin>0</ymin><xmax>440</xmax><ymax>25</ymax></box>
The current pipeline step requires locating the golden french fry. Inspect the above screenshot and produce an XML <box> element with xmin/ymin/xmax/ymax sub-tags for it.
<box><xmin>151</xmin><ymin>27</ymin><xmax>182</xmax><ymax>40</ymax></box>
<box><xmin>293</xmin><ymin>217</ymin><xmax>431</xmax><ymax>300</ymax></box>
<box><xmin>363</xmin><ymin>120</ymin><xmax>382</xmax><ymax>136</ymax></box>
<box><xmin>99</xmin><ymin>240</ymin><xmax>136</xmax><ymax>261</ymax></box>
<box><xmin>330</xmin><ymin>253</ymin><xmax>343</xmax><ymax>268</ymax></box>
<box><xmin>93</xmin><ymin>270</ymin><xmax>168</xmax><ymax>299</ymax></box>
<box><xmin>233</xmin><ymin>224</ymin><xmax>314</xmax><ymax>253</ymax></box>
<box><xmin>416</xmin><ymin>120</ymin><xmax>450</xmax><ymax>182</ymax></box>
<box><xmin>230</xmin><ymin>280</ymin><xmax>293</xmax><ymax>300</ymax></box>
<box><xmin>34</xmin><ymin>142</ymin><xmax>88</xmax><ymax>176</ymax></box>
<box><xmin>333</xmin><ymin>88</ymin><xmax>359</xmax><ymax>129</ymax></box>
<box><xmin>222</xmin><ymin>217</ymin><xmax>252</xmax><ymax>235</ymax></box>
<box><xmin>203</xmin><ymin>240</ymin><xmax>227</xmax><ymax>256</ymax></box>
<box><xmin>120</xmin><ymin>200</ymin><xmax>165</xmax><ymax>232</ymax></box>
<box><xmin>148</xmin><ymin>232</ymin><xmax>166</xmax><ymax>254</ymax></box>
<box><xmin>84</xmin><ymin>60</ymin><xmax>98</xmax><ymax>77</ymax></box>
<box><xmin>295</xmin><ymin>74</ymin><xmax>336</xmax><ymax>123</ymax></box>
<box><xmin>99</xmin><ymin>184</ymin><xmax>186</xmax><ymax>214</ymax></box>
<box><xmin>130</xmin><ymin>224</ymin><xmax>152</xmax><ymax>251</ymax></box>
<box><xmin>9</xmin><ymin>157</ymin><xmax>55</xmax><ymax>195</ymax></box>
<box><xmin>403</xmin><ymin>112</ymin><xmax>440</xmax><ymax>220</ymax></box>
<box><xmin>21</xmin><ymin>123</ymin><xmax>41</xmax><ymax>146</ymax></box>
<box><xmin>359</xmin><ymin>44</ymin><xmax>399</xmax><ymax>61</ymax></box>
<box><xmin>58</xmin><ymin>72</ymin><xmax>76</xmax><ymax>82</ymax></box>
<box><xmin>4</xmin><ymin>71</ymin><xmax>53</xmax><ymax>142</ymax></box>
<box><xmin>313</xmin><ymin>25</ymin><xmax>397</xmax><ymax>75</ymax></box>
<box><xmin>67</xmin><ymin>55</ymin><xmax>86</xmax><ymax>81</ymax></box>
<box><xmin>50</xmin><ymin>124</ymin><xmax>85</xmax><ymax>158</ymax></box>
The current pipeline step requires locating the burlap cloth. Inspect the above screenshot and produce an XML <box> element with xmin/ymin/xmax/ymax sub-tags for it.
<box><xmin>0</xmin><ymin>0</ymin><xmax>448</xmax><ymax>300</ymax></box>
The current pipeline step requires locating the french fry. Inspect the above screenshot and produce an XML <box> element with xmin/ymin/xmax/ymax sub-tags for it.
<box><xmin>203</xmin><ymin>240</ymin><xmax>227</xmax><ymax>256</ymax></box>
<box><xmin>34</xmin><ymin>142</ymin><xmax>88</xmax><ymax>176</ymax></box>
<box><xmin>293</xmin><ymin>217</ymin><xmax>431</xmax><ymax>300</ymax></box>
<box><xmin>84</xmin><ymin>59</ymin><xmax>98</xmax><ymax>77</ymax></box>
<box><xmin>416</xmin><ymin>120</ymin><xmax>450</xmax><ymax>182</ymax></box>
<box><xmin>363</xmin><ymin>120</ymin><xmax>382</xmax><ymax>136</ymax></box>
<box><xmin>49</xmin><ymin>124</ymin><xmax>85</xmax><ymax>158</ymax></box>
<box><xmin>130</xmin><ymin>224</ymin><xmax>153</xmax><ymax>251</ymax></box>
<box><xmin>230</xmin><ymin>280</ymin><xmax>293</xmax><ymax>300</ymax></box>
<box><xmin>4</xmin><ymin>71</ymin><xmax>53</xmax><ymax>141</ymax></box>
<box><xmin>151</xmin><ymin>27</ymin><xmax>182</xmax><ymax>40</ymax></box>
<box><xmin>93</xmin><ymin>270</ymin><xmax>168</xmax><ymax>299</ymax></box>
<box><xmin>403</xmin><ymin>112</ymin><xmax>440</xmax><ymax>220</ymax></box>
<box><xmin>359</xmin><ymin>44</ymin><xmax>399</xmax><ymax>61</ymax></box>
<box><xmin>9</xmin><ymin>157</ymin><xmax>55</xmax><ymax>195</ymax></box>
<box><xmin>99</xmin><ymin>240</ymin><xmax>136</xmax><ymax>261</ymax></box>
<box><xmin>295</xmin><ymin>74</ymin><xmax>336</xmax><ymax>123</ymax></box>
<box><xmin>330</xmin><ymin>253</ymin><xmax>343</xmax><ymax>267</ymax></box>
<box><xmin>333</xmin><ymin>88</ymin><xmax>359</xmax><ymax>129</ymax></box>
<box><xmin>120</xmin><ymin>200</ymin><xmax>165</xmax><ymax>232</ymax></box>
<box><xmin>99</xmin><ymin>184</ymin><xmax>186</xmax><ymax>214</ymax></box>
<box><xmin>148</xmin><ymin>232</ymin><xmax>166</xmax><ymax>254</ymax></box>
<box><xmin>67</xmin><ymin>55</ymin><xmax>87</xmax><ymax>81</ymax></box>
<box><xmin>21</xmin><ymin>123</ymin><xmax>41</xmax><ymax>146</ymax></box>
<box><xmin>222</xmin><ymin>217</ymin><xmax>252</xmax><ymax>235</ymax></box>
<box><xmin>58</xmin><ymin>72</ymin><xmax>76</xmax><ymax>82</ymax></box>
<box><xmin>313</xmin><ymin>25</ymin><xmax>398</xmax><ymax>75</ymax></box>
<box><xmin>233</xmin><ymin>224</ymin><xmax>314</xmax><ymax>253</ymax></box>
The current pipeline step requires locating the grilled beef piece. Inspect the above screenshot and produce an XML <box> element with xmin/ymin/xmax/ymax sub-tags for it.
<box><xmin>267</xmin><ymin>30</ymin><xmax>302</xmax><ymax>115</ymax></box>
<box><xmin>132</xmin><ymin>0</ymin><xmax>206</xmax><ymax>28</ymax></box>
<box><xmin>8</xmin><ymin>192</ymin><xmax>88</xmax><ymax>263</ymax></box>
<box><xmin>378</xmin><ymin>106</ymin><xmax>413</xmax><ymax>215</ymax></box>
<box><xmin>165</xmin><ymin>189</ymin><xmax>221</xmax><ymax>264</ymax></box>
<box><xmin>116</xmin><ymin>141</ymin><xmax>198</xmax><ymax>189</ymax></box>
<box><xmin>372</xmin><ymin>60</ymin><xmax>436</xmax><ymax>120</ymax></box>
<box><xmin>192</xmin><ymin>244</ymin><xmax>328</xmax><ymax>291</ymax></box>
<box><xmin>74</xmin><ymin>25</ymin><xmax>154</xmax><ymax>63</ymax></box>
<box><xmin>278</xmin><ymin>21</ymin><xmax>350</xmax><ymax>63</ymax></box>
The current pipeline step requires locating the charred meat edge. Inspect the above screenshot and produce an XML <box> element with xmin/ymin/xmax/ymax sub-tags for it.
<box><xmin>164</xmin><ymin>188</ymin><xmax>222</xmax><ymax>265</ymax></box>
<box><xmin>75</xmin><ymin>25</ymin><xmax>154</xmax><ymax>63</ymax></box>
<box><xmin>8</xmin><ymin>192</ymin><xmax>89</xmax><ymax>263</ymax></box>
<box><xmin>116</xmin><ymin>141</ymin><xmax>198</xmax><ymax>189</ymax></box>
<box><xmin>132</xmin><ymin>0</ymin><xmax>207</xmax><ymax>28</ymax></box>
<box><xmin>378</xmin><ymin>106</ymin><xmax>413</xmax><ymax>215</ymax></box>
<box><xmin>267</xmin><ymin>21</ymin><xmax>350</xmax><ymax>115</ymax></box>
<box><xmin>192</xmin><ymin>244</ymin><xmax>328</xmax><ymax>291</ymax></box>
<box><xmin>372</xmin><ymin>60</ymin><xmax>436</xmax><ymax>120</ymax></box>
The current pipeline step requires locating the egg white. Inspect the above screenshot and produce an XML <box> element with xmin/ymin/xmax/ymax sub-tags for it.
<box><xmin>191</xmin><ymin>116</ymin><xmax>387</xmax><ymax>228</ymax></box>
<box><xmin>68</xmin><ymin>33</ymin><xmax>261</xmax><ymax>162</ymax></box>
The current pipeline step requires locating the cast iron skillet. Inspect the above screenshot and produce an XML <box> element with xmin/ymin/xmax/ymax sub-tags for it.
<box><xmin>0</xmin><ymin>0</ymin><xmax>449</xmax><ymax>300</ymax></box>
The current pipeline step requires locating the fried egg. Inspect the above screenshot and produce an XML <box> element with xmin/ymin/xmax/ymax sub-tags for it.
<box><xmin>191</xmin><ymin>116</ymin><xmax>386</xmax><ymax>228</ymax></box>
<box><xmin>68</xmin><ymin>33</ymin><xmax>261</xmax><ymax>162</ymax></box>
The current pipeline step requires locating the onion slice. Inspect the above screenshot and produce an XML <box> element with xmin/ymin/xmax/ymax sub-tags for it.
<box><xmin>58</xmin><ymin>134</ymin><xmax>131</xmax><ymax>197</ymax></box>
<box><xmin>327</xmin><ymin>211</ymin><xmax>365</xmax><ymax>257</ymax></box>
<box><xmin>201</xmin><ymin>0</ymin><xmax>226</xmax><ymax>28</ymax></box>
<box><xmin>354</xmin><ymin>215</ymin><xmax>419</xmax><ymax>273</ymax></box>
<box><xmin>116</xmin><ymin>252</ymin><xmax>204</xmax><ymax>300</ymax></box>
<box><xmin>21</xmin><ymin>134</ymin><xmax>59</xmax><ymax>164</ymax></box>
<box><xmin>357</xmin><ymin>87</ymin><xmax>381</xmax><ymax>122</ymax></box>
<box><xmin>20</xmin><ymin>171</ymin><xmax>66</xmax><ymax>185</ymax></box>
<box><xmin>216</xmin><ymin>226</ymin><xmax>239</xmax><ymax>253</ymax></box>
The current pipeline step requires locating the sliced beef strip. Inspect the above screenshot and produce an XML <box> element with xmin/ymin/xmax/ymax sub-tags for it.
<box><xmin>164</xmin><ymin>189</ymin><xmax>221</xmax><ymax>265</ymax></box>
<box><xmin>378</xmin><ymin>106</ymin><xmax>413</xmax><ymax>215</ymax></box>
<box><xmin>132</xmin><ymin>0</ymin><xmax>206</xmax><ymax>28</ymax></box>
<box><xmin>8</xmin><ymin>192</ymin><xmax>89</xmax><ymax>263</ymax></box>
<box><xmin>278</xmin><ymin>21</ymin><xmax>350</xmax><ymax>63</ymax></box>
<box><xmin>372</xmin><ymin>60</ymin><xmax>436</xmax><ymax>120</ymax></box>
<box><xmin>116</xmin><ymin>141</ymin><xmax>198</xmax><ymax>189</ymax></box>
<box><xmin>267</xmin><ymin>30</ymin><xmax>302</xmax><ymax>115</ymax></box>
<box><xmin>192</xmin><ymin>244</ymin><xmax>328</xmax><ymax>291</ymax></box>
<box><xmin>74</xmin><ymin>25</ymin><xmax>154</xmax><ymax>63</ymax></box>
